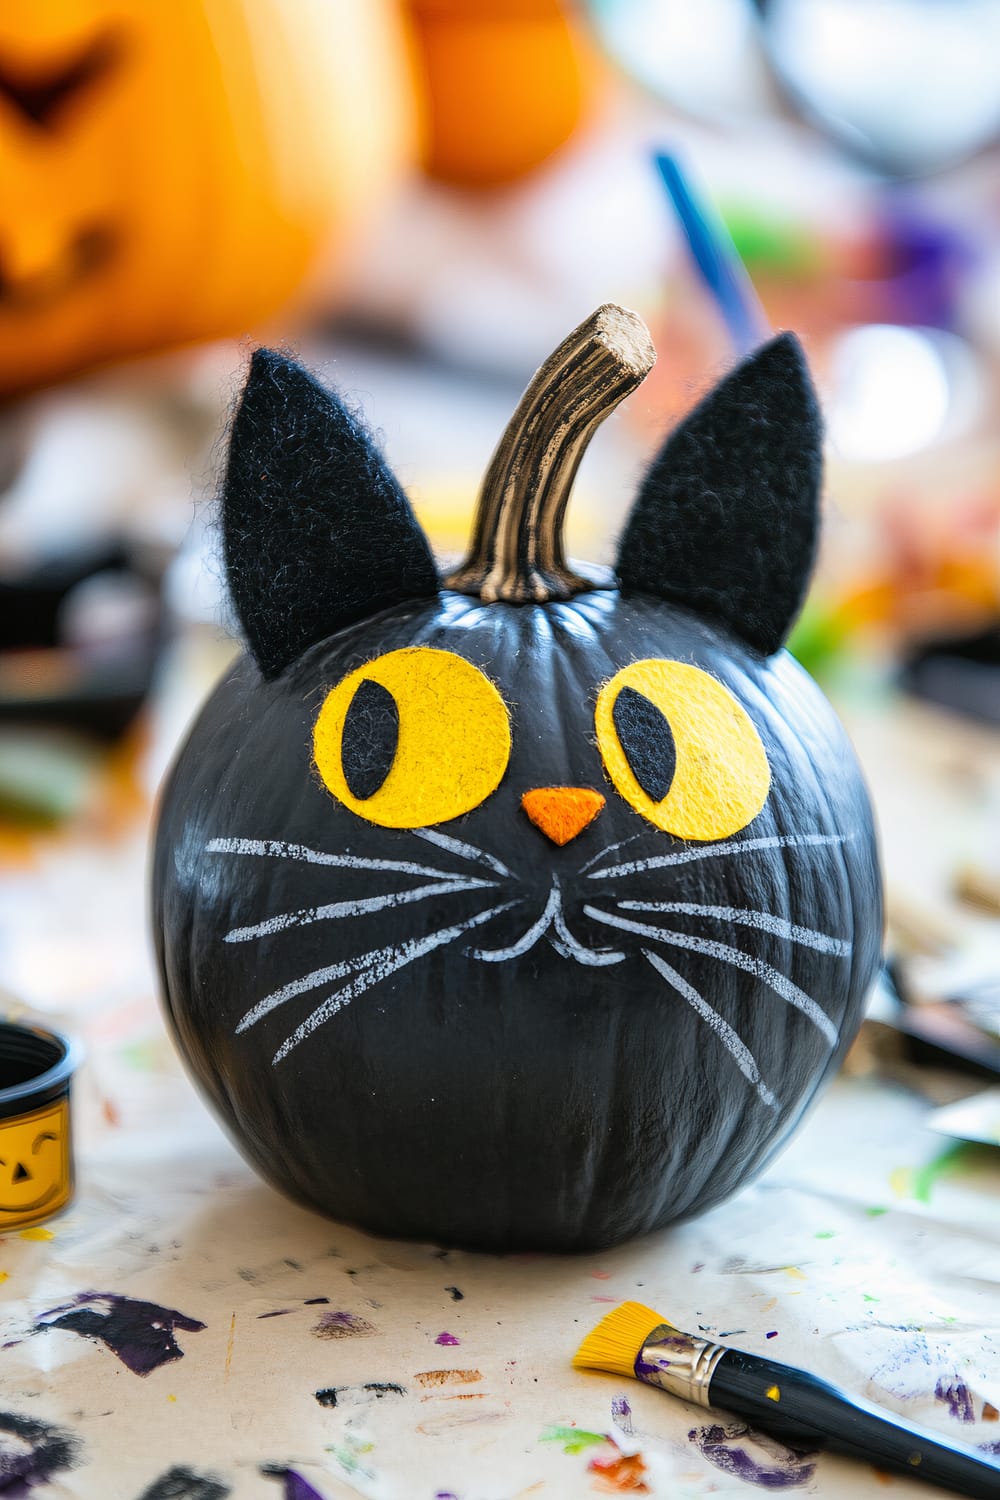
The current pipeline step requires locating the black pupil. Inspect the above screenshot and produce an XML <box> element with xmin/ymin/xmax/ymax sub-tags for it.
<box><xmin>341</xmin><ymin>678</ymin><xmax>399</xmax><ymax>800</ymax></box>
<box><xmin>613</xmin><ymin>685</ymin><xmax>676</xmax><ymax>802</ymax></box>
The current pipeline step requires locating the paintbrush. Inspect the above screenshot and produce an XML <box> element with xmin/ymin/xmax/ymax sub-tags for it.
<box><xmin>574</xmin><ymin>1302</ymin><xmax>999</xmax><ymax>1499</ymax></box>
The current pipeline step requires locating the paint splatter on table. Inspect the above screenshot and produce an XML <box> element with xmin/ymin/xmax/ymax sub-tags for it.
<box><xmin>1</xmin><ymin>1034</ymin><xmax>997</xmax><ymax>1498</ymax></box>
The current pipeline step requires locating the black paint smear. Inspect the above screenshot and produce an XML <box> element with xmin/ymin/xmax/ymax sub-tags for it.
<box><xmin>312</xmin><ymin>1310</ymin><xmax>377</xmax><ymax>1340</ymax></box>
<box><xmin>612</xmin><ymin>686</ymin><xmax>676</xmax><ymax>802</ymax></box>
<box><xmin>314</xmin><ymin>1382</ymin><xmax>406</xmax><ymax>1409</ymax></box>
<box><xmin>0</xmin><ymin>1410</ymin><xmax>79</xmax><ymax>1490</ymax></box>
<box><xmin>689</xmin><ymin>1423</ymin><xmax>816</xmax><ymax>1490</ymax></box>
<box><xmin>258</xmin><ymin>1309</ymin><xmax>293</xmax><ymax>1319</ymax></box>
<box><xmin>303</xmin><ymin>1297</ymin><xmax>329</xmax><ymax>1306</ymax></box>
<box><xmin>37</xmin><ymin>1293</ymin><xmax>206</xmax><ymax>1376</ymax></box>
<box><xmin>138</xmin><ymin>1466</ymin><xmax>230</xmax><ymax>1500</ymax></box>
<box><xmin>445</xmin><ymin>1287</ymin><xmax>464</xmax><ymax>1302</ymax></box>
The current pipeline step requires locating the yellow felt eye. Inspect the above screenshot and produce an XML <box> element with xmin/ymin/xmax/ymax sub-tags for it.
<box><xmin>313</xmin><ymin>647</ymin><xmax>511</xmax><ymax>828</ymax></box>
<box><xmin>595</xmin><ymin>660</ymin><xmax>770</xmax><ymax>841</ymax></box>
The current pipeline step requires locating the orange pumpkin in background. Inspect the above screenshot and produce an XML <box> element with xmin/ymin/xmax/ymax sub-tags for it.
<box><xmin>406</xmin><ymin>0</ymin><xmax>595</xmax><ymax>189</ymax></box>
<box><xmin>0</xmin><ymin>0</ymin><xmax>414</xmax><ymax>397</ymax></box>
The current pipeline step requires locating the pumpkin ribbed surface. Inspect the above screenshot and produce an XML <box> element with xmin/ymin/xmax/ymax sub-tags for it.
<box><xmin>152</xmin><ymin>590</ymin><xmax>881</xmax><ymax>1251</ymax></box>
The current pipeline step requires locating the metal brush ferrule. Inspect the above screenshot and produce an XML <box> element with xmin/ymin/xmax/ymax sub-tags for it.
<box><xmin>635</xmin><ymin>1325</ymin><xmax>728</xmax><ymax>1407</ymax></box>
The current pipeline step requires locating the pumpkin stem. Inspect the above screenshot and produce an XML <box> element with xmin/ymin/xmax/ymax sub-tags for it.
<box><xmin>445</xmin><ymin>304</ymin><xmax>656</xmax><ymax>604</ymax></box>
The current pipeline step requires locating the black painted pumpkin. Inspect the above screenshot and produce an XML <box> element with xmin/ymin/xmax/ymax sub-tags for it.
<box><xmin>152</xmin><ymin>307</ymin><xmax>882</xmax><ymax>1251</ymax></box>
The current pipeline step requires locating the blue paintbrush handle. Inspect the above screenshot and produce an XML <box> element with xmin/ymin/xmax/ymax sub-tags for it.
<box><xmin>711</xmin><ymin>1350</ymin><xmax>999</xmax><ymax>1499</ymax></box>
<box><xmin>654</xmin><ymin>152</ymin><xmax>770</xmax><ymax>357</ymax></box>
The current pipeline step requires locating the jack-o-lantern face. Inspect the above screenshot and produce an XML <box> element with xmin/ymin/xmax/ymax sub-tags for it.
<box><xmin>0</xmin><ymin>0</ymin><xmax>412</xmax><ymax>397</ymax></box>
<box><xmin>0</xmin><ymin>1099</ymin><xmax>71</xmax><ymax>1227</ymax></box>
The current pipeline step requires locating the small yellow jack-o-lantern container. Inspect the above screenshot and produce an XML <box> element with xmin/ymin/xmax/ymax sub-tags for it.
<box><xmin>0</xmin><ymin>1020</ymin><xmax>79</xmax><ymax>1231</ymax></box>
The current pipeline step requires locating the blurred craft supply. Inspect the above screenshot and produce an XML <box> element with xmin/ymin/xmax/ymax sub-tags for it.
<box><xmin>751</xmin><ymin>0</ymin><xmax>1000</xmax><ymax>177</ymax></box>
<box><xmin>955</xmin><ymin>855</ymin><xmax>1000</xmax><ymax>917</ymax></box>
<box><xmin>405</xmin><ymin>0</ymin><xmax>596</xmax><ymax>189</ymax></box>
<box><xmin>0</xmin><ymin>536</ymin><xmax>163</xmax><ymax>744</ymax></box>
<box><xmin>877</xmin><ymin>956</ymin><xmax>1000</xmax><ymax>1082</ymax></box>
<box><xmin>0</xmin><ymin>0</ymin><xmax>414</xmax><ymax>397</ymax></box>
<box><xmin>0</xmin><ymin>1016</ymin><xmax>79</xmax><ymax>1230</ymax></box>
<box><xmin>588</xmin><ymin>0</ymin><xmax>1000</xmax><ymax>177</ymax></box>
<box><xmin>928</xmin><ymin>1086</ymin><xmax>1000</xmax><ymax>1147</ymax></box>
<box><xmin>0</xmin><ymin>730</ymin><xmax>101</xmax><ymax>825</ymax></box>
<box><xmin>900</xmin><ymin>626</ymin><xmax>1000</xmax><ymax>728</ymax></box>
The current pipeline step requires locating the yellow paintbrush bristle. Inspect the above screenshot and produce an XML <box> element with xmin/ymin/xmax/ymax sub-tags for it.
<box><xmin>573</xmin><ymin>1300</ymin><xmax>673</xmax><ymax>1379</ymax></box>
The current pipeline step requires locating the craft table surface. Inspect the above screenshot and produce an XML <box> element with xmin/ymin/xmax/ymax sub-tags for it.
<box><xmin>2</xmin><ymin>652</ymin><xmax>1000</xmax><ymax>1499</ymax></box>
<box><xmin>1</xmin><ymin>1042</ymin><xmax>998</xmax><ymax>1499</ymax></box>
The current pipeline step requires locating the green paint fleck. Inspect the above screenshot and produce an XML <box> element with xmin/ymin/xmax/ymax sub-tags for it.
<box><xmin>327</xmin><ymin>1435</ymin><xmax>375</xmax><ymax>1479</ymax></box>
<box><xmin>120</xmin><ymin>1039</ymin><xmax>165</xmax><ymax>1072</ymax></box>
<box><xmin>913</xmin><ymin>1142</ymin><xmax>972</xmax><ymax>1204</ymax></box>
<box><xmin>328</xmin><ymin>1446</ymin><xmax>363</xmax><ymax>1475</ymax></box>
<box><xmin>540</xmin><ymin>1425</ymin><xmax>608</xmax><ymax>1456</ymax></box>
<box><xmin>863</xmin><ymin>1294</ymin><xmax>880</xmax><ymax>1303</ymax></box>
<box><xmin>866</xmin><ymin>1206</ymin><xmax>888</xmax><ymax>1217</ymax></box>
<box><xmin>814</xmin><ymin>1231</ymin><xmax>836</xmax><ymax>1240</ymax></box>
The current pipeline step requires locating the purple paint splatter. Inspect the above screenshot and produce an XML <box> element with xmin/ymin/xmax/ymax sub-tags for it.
<box><xmin>935</xmin><ymin>1377</ymin><xmax>975</xmax><ymax>1423</ymax></box>
<box><xmin>312</xmin><ymin>1310</ymin><xmax>377</xmax><ymax>1340</ymax></box>
<box><xmin>0</xmin><ymin>1411</ymin><xmax>79</xmax><ymax>1492</ymax></box>
<box><xmin>36</xmin><ymin>1293</ymin><xmax>206</xmax><ymax>1376</ymax></box>
<box><xmin>766</xmin><ymin>1330</ymin><xmax>779</xmax><ymax>1339</ymax></box>
<box><xmin>281</xmin><ymin>1474</ymin><xmax>325</xmax><ymax>1500</ymax></box>
<box><xmin>690</xmin><ymin>1423</ymin><xmax>816</xmax><ymax>1490</ymax></box>
<box><xmin>261</xmin><ymin>1469</ymin><xmax>325</xmax><ymax>1500</ymax></box>
<box><xmin>611</xmin><ymin>1393</ymin><xmax>634</xmax><ymax>1435</ymax></box>
<box><xmin>435</xmin><ymin>1331</ymin><xmax>460</xmax><ymax>1346</ymax></box>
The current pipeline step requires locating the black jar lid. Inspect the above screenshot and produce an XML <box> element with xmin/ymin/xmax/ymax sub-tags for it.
<box><xmin>0</xmin><ymin>1020</ymin><xmax>81</xmax><ymax>1121</ymax></box>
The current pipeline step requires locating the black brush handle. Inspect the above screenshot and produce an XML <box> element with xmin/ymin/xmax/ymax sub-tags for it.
<box><xmin>709</xmin><ymin>1349</ymin><xmax>999</xmax><ymax>1499</ymax></box>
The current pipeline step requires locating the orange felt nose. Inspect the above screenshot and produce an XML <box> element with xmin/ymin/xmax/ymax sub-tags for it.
<box><xmin>521</xmin><ymin>787</ymin><xmax>605</xmax><ymax>845</ymax></box>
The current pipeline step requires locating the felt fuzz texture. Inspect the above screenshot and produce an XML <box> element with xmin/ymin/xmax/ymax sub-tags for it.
<box><xmin>314</xmin><ymin>647</ymin><xmax>511</xmax><ymax>828</ymax></box>
<box><xmin>521</xmin><ymin>787</ymin><xmax>606</xmax><ymax>845</ymax></box>
<box><xmin>616</xmin><ymin>333</ymin><xmax>821</xmax><ymax>656</ymax></box>
<box><xmin>595</xmin><ymin>660</ymin><xmax>770</xmax><ymax>840</ymax></box>
<box><xmin>612</xmin><ymin>685</ymin><xmax>676</xmax><ymax>802</ymax></box>
<box><xmin>340</xmin><ymin>678</ymin><xmax>399</xmax><ymax>799</ymax></box>
<box><xmin>222</xmin><ymin>349</ymin><xmax>439</xmax><ymax>679</ymax></box>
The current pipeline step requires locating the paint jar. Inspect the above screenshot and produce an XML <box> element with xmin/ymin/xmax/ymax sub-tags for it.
<box><xmin>0</xmin><ymin>1019</ymin><xmax>81</xmax><ymax>1231</ymax></box>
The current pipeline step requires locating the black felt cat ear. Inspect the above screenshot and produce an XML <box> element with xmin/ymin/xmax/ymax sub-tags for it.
<box><xmin>616</xmin><ymin>333</ymin><xmax>822</xmax><ymax>656</ymax></box>
<box><xmin>222</xmin><ymin>349</ymin><xmax>439</xmax><ymax>679</ymax></box>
